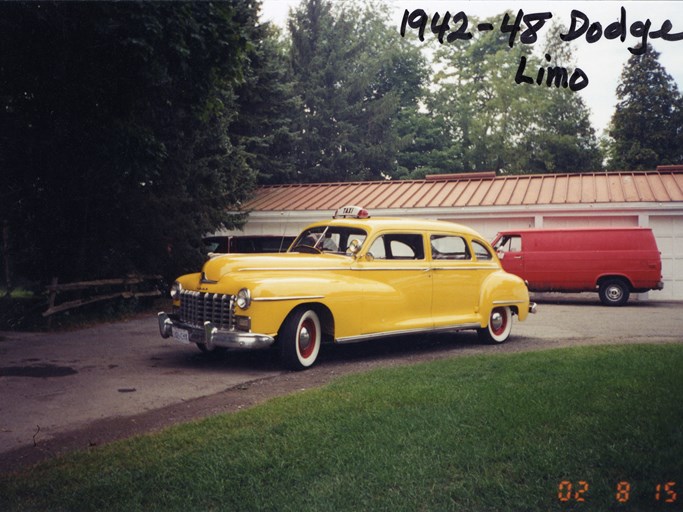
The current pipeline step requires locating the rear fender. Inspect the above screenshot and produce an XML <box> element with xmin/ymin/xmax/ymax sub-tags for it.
<box><xmin>479</xmin><ymin>271</ymin><xmax>530</xmax><ymax>324</ymax></box>
<box><xmin>595</xmin><ymin>274</ymin><xmax>632</xmax><ymax>290</ymax></box>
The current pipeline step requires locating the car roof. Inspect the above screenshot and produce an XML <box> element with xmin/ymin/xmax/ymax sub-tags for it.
<box><xmin>304</xmin><ymin>217</ymin><xmax>484</xmax><ymax>238</ymax></box>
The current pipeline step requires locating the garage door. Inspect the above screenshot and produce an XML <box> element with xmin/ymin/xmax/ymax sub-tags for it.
<box><xmin>650</xmin><ymin>216</ymin><xmax>683</xmax><ymax>301</ymax></box>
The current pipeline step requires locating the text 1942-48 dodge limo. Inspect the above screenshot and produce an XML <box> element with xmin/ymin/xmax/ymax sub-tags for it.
<box><xmin>158</xmin><ymin>206</ymin><xmax>536</xmax><ymax>370</ymax></box>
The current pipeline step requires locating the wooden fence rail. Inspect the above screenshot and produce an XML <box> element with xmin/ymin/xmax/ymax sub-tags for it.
<box><xmin>44</xmin><ymin>275</ymin><xmax>163</xmax><ymax>317</ymax></box>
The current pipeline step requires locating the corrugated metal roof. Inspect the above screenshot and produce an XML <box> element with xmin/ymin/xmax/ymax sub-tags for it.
<box><xmin>244</xmin><ymin>170</ymin><xmax>683</xmax><ymax>212</ymax></box>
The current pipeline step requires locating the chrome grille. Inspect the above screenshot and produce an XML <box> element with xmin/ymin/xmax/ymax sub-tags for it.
<box><xmin>178</xmin><ymin>290</ymin><xmax>235</xmax><ymax>330</ymax></box>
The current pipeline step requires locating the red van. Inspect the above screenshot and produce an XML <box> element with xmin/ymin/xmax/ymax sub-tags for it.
<box><xmin>491</xmin><ymin>228</ymin><xmax>664</xmax><ymax>306</ymax></box>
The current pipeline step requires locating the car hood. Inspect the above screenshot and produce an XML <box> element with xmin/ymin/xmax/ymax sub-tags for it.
<box><xmin>201</xmin><ymin>252</ymin><xmax>352</xmax><ymax>282</ymax></box>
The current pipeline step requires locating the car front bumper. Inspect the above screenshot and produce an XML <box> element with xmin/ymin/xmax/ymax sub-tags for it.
<box><xmin>157</xmin><ymin>312</ymin><xmax>275</xmax><ymax>350</ymax></box>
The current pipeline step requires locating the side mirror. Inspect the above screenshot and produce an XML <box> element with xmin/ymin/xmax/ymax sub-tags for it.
<box><xmin>348</xmin><ymin>239</ymin><xmax>362</xmax><ymax>256</ymax></box>
<box><xmin>497</xmin><ymin>251</ymin><xmax>505</xmax><ymax>260</ymax></box>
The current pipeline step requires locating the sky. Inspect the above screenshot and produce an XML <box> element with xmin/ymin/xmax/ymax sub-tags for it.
<box><xmin>259</xmin><ymin>0</ymin><xmax>683</xmax><ymax>136</ymax></box>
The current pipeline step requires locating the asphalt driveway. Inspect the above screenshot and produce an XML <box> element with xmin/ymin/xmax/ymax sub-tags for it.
<box><xmin>1</xmin><ymin>295</ymin><xmax>681</xmax><ymax>471</ymax></box>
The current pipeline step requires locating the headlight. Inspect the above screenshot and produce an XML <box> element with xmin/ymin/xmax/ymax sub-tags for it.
<box><xmin>170</xmin><ymin>281</ymin><xmax>182</xmax><ymax>299</ymax></box>
<box><xmin>236</xmin><ymin>288</ymin><xmax>251</xmax><ymax>310</ymax></box>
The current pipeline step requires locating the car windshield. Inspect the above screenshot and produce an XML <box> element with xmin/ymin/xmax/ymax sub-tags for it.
<box><xmin>290</xmin><ymin>226</ymin><xmax>367</xmax><ymax>255</ymax></box>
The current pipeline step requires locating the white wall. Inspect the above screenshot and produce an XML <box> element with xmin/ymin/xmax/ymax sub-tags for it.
<box><xmin>222</xmin><ymin>206</ymin><xmax>683</xmax><ymax>301</ymax></box>
<box><xmin>650</xmin><ymin>215</ymin><xmax>683</xmax><ymax>301</ymax></box>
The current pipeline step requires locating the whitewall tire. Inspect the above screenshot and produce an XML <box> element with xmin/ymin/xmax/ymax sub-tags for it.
<box><xmin>280</xmin><ymin>308</ymin><xmax>322</xmax><ymax>370</ymax></box>
<box><xmin>478</xmin><ymin>306</ymin><xmax>512</xmax><ymax>344</ymax></box>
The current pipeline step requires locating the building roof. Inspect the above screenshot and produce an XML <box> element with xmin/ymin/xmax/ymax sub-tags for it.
<box><xmin>244</xmin><ymin>168</ymin><xmax>683</xmax><ymax>212</ymax></box>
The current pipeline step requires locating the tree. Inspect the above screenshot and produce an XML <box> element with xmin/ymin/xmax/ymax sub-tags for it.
<box><xmin>428</xmin><ymin>15</ymin><xmax>538</xmax><ymax>174</ymax></box>
<box><xmin>515</xmin><ymin>22</ymin><xmax>603</xmax><ymax>174</ymax></box>
<box><xmin>394</xmin><ymin>107</ymin><xmax>465</xmax><ymax>179</ymax></box>
<box><xmin>607</xmin><ymin>44</ymin><xmax>683</xmax><ymax>170</ymax></box>
<box><xmin>287</xmin><ymin>0</ymin><xmax>426</xmax><ymax>182</ymax></box>
<box><xmin>230</xmin><ymin>18</ymin><xmax>302</xmax><ymax>185</ymax></box>
<box><xmin>0</xmin><ymin>1</ymin><xmax>256</xmax><ymax>283</ymax></box>
<box><xmin>424</xmin><ymin>14</ymin><xmax>602</xmax><ymax>175</ymax></box>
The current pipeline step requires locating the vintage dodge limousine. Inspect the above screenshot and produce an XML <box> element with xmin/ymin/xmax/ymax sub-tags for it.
<box><xmin>158</xmin><ymin>206</ymin><xmax>536</xmax><ymax>370</ymax></box>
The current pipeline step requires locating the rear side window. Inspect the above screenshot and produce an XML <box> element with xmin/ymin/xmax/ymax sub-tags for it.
<box><xmin>368</xmin><ymin>234</ymin><xmax>425</xmax><ymax>260</ymax></box>
<box><xmin>430</xmin><ymin>235</ymin><xmax>471</xmax><ymax>260</ymax></box>
<box><xmin>471</xmin><ymin>239</ymin><xmax>493</xmax><ymax>260</ymax></box>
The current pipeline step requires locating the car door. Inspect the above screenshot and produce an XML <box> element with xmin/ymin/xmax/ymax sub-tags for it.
<box><xmin>494</xmin><ymin>234</ymin><xmax>525</xmax><ymax>279</ymax></box>
<box><xmin>430</xmin><ymin>234</ymin><xmax>497</xmax><ymax>326</ymax></box>
<box><xmin>355</xmin><ymin>232</ymin><xmax>433</xmax><ymax>335</ymax></box>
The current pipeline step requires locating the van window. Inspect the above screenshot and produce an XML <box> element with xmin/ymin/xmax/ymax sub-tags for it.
<box><xmin>496</xmin><ymin>235</ymin><xmax>522</xmax><ymax>253</ymax></box>
<box><xmin>430</xmin><ymin>235</ymin><xmax>471</xmax><ymax>260</ymax></box>
<box><xmin>472</xmin><ymin>239</ymin><xmax>493</xmax><ymax>260</ymax></box>
<box><xmin>368</xmin><ymin>234</ymin><xmax>424</xmax><ymax>260</ymax></box>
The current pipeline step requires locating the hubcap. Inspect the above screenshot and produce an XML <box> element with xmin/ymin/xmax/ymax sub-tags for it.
<box><xmin>299</xmin><ymin>326</ymin><xmax>311</xmax><ymax>348</ymax></box>
<box><xmin>491</xmin><ymin>311</ymin><xmax>504</xmax><ymax>331</ymax></box>
<box><xmin>607</xmin><ymin>287</ymin><xmax>622</xmax><ymax>300</ymax></box>
<box><xmin>298</xmin><ymin>318</ymin><xmax>317</xmax><ymax>359</ymax></box>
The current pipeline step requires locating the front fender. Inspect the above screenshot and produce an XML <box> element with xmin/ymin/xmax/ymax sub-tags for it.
<box><xmin>222</xmin><ymin>270</ymin><xmax>363</xmax><ymax>338</ymax></box>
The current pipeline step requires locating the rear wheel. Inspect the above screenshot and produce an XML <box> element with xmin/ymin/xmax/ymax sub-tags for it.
<box><xmin>478</xmin><ymin>306</ymin><xmax>512</xmax><ymax>344</ymax></box>
<box><xmin>599</xmin><ymin>278</ymin><xmax>630</xmax><ymax>306</ymax></box>
<box><xmin>279</xmin><ymin>308</ymin><xmax>322</xmax><ymax>371</ymax></box>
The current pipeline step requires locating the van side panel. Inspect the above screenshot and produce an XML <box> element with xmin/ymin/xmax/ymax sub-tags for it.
<box><xmin>493</xmin><ymin>228</ymin><xmax>663</xmax><ymax>294</ymax></box>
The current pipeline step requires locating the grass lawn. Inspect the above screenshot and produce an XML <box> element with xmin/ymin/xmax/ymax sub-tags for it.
<box><xmin>1</xmin><ymin>344</ymin><xmax>681</xmax><ymax>511</ymax></box>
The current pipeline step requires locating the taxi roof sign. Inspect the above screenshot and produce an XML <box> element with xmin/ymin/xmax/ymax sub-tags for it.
<box><xmin>333</xmin><ymin>205</ymin><xmax>370</xmax><ymax>219</ymax></box>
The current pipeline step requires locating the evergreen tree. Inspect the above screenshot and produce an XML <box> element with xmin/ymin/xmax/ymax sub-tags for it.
<box><xmin>394</xmin><ymin>107</ymin><xmax>464</xmax><ymax>179</ymax></box>
<box><xmin>288</xmin><ymin>0</ymin><xmax>425</xmax><ymax>182</ymax></box>
<box><xmin>607</xmin><ymin>44</ymin><xmax>683</xmax><ymax>170</ymax></box>
<box><xmin>0</xmin><ymin>1</ymin><xmax>256</xmax><ymax>283</ymax></box>
<box><xmin>231</xmin><ymin>18</ymin><xmax>301</xmax><ymax>185</ymax></box>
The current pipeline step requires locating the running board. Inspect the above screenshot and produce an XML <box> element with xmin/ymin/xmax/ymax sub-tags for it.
<box><xmin>335</xmin><ymin>323</ymin><xmax>481</xmax><ymax>344</ymax></box>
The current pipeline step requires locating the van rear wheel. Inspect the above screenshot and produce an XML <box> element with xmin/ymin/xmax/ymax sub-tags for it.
<box><xmin>599</xmin><ymin>278</ymin><xmax>630</xmax><ymax>306</ymax></box>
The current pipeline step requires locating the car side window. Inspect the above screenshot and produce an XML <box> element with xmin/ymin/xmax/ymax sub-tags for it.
<box><xmin>430</xmin><ymin>235</ymin><xmax>471</xmax><ymax>260</ymax></box>
<box><xmin>471</xmin><ymin>239</ymin><xmax>493</xmax><ymax>260</ymax></box>
<box><xmin>368</xmin><ymin>234</ymin><xmax>424</xmax><ymax>260</ymax></box>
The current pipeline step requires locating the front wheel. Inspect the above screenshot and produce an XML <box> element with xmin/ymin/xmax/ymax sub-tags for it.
<box><xmin>279</xmin><ymin>308</ymin><xmax>322</xmax><ymax>371</ymax></box>
<box><xmin>599</xmin><ymin>279</ymin><xmax>630</xmax><ymax>306</ymax></box>
<box><xmin>478</xmin><ymin>306</ymin><xmax>512</xmax><ymax>344</ymax></box>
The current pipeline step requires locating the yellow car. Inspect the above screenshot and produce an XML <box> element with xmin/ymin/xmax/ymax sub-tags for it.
<box><xmin>158</xmin><ymin>206</ymin><xmax>536</xmax><ymax>370</ymax></box>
